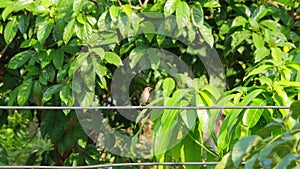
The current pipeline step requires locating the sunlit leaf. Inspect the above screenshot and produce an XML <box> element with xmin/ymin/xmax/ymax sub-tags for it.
<box><xmin>164</xmin><ymin>0</ymin><xmax>178</xmax><ymax>17</ymax></box>
<box><xmin>4</xmin><ymin>17</ymin><xmax>18</xmax><ymax>44</ymax></box>
<box><xmin>176</xmin><ymin>1</ymin><xmax>190</xmax><ymax>30</ymax></box>
<box><xmin>63</xmin><ymin>19</ymin><xmax>75</xmax><ymax>44</ymax></box>
<box><xmin>163</xmin><ymin>77</ymin><xmax>175</xmax><ymax>97</ymax></box>
<box><xmin>17</xmin><ymin>78</ymin><xmax>33</xmax><ymax>106</ymax></box>
<box><xmin>37</xmin><ymin>20</ymin><xmax>53</xmax><ymax>42</ymax></box>
<box><xmin>242</xmin><ymin>98</ymin><xmax>265</xmax><ymax>128</ymax></box>
<box><xmin>252</xmin><ymin>33</ymin><xmax>264</xmax><ymax>49</ymax></box>
<box><xmin>109</xmin><ymin>5</ymin><xmax>120</xmax><ymax>22</ymax></box>
<box><xmin>7</xmin><ymin>50</ymin><xmax>35</xmax><ymax>69</ymax></box>
<box><xmin>104</xmin><ymin>52</ymin><xmax>123</xmax><ymax>67</ymax></box>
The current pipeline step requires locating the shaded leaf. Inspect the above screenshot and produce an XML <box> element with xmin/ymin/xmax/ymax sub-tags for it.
<box><xmin>42</xmin><ymin>84</ymin><xmax>62</xmax><ymax>104</ymax></box>
<box><xmin>242</xmin><ymin>98</ymin><xmax>265</xmax><ymax>128</ymax></box>
<box><xmin>274</xmin><ymin>154</ymin><xmax>300</xmax><ymax>169</ymax></box>
<box><xmin>290</xmin><ymin>101</ymin><xmax>300</xmax><ymax>119</ymax></box>
<box><xmin>232</xmin><ymin>135</ymin><xmax>262</xmax><ymax>167</ymax></box>
<box><xmin>52</xmin><ymin>49</ymin><xmax>64</xmax><ymax>69</ymax></box>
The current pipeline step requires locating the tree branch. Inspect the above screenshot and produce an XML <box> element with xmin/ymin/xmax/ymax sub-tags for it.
<box><xmin>128</xmin><ymin>0</ymin><xmax>149</xmax><ymax>10</ymax></box>
<box><xmin>0</xmin><ymin>43</ymin><xmax>9</xmax><ymax>59</ymax></box>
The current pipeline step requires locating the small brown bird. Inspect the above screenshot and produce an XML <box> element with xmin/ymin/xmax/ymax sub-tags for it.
<box><xmin>138</xmin><ymin>87</ymin><xmax>153</xmax><ymax>137</ymax></box>
<box><xmin>139</xmin><ymin>87</ymin><xmax>152</xmax><ymax>106</ymax></box>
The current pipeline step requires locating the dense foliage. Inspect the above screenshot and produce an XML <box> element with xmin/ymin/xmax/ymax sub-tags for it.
<box><xmin>0</xmin><ymin>0</ymin><xmax>300</xmax><ymax>168</ymax></box>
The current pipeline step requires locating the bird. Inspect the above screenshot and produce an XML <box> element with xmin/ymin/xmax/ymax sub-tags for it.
<box><xmin>139</xmin><ymin>87</ymin><xmax>152</xmax><ymax>106</ymax></box>
<box><xmin>138</xmin><ymin>86</ymin><xmax>153</xmax><ymax>137</ymax></box>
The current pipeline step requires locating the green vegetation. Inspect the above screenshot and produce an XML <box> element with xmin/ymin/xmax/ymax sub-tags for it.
<box><xmin>0</xmin><ymin>0</ymin><xmax>300</xmax><ymax>168</ymax></box>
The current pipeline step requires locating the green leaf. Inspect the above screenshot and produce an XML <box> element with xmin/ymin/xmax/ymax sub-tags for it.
<box><xmin>272</xmin><ymin>0</ymin><xmax>294</xmax><ymax>7</ymax></box>
<box><xmin>231</xmin><ymin>30</ymin><xmax>251</xmax><ymax>50</ymax></box>
<box><xmin>0</xmin><ymin>143</ymin><xmax>8</xmax><ymax>165</ymax></box>
<box><xmin>218</xmin><ymin>89</ymin><xmax>263</xmax><ymax>150</ymax></box>
<box><xmin>153</xmin><ymin>121</ymin><xmax>177</xmax><ymax>155</ymax></box>
<box><xmin>17</xmin><ymin>78</ymin><xmax>33</xmax><ymax>106</ymax></box>
<box><xmin>129</xmin><ymin>47</ymin><xmax>144</xmax><ymax>68</ymax></box>
<box><xmin>181</xmin><ymin>135</ymin><xmax>202</xmax><ymax>165</ymax></box>
<box><xmin>118</xmin><ymin>14</ymin><xmax>130</xmax><ymax>38</ymax></box>
<box><xmin>63</xmin><ymin>19</ymin><xmax>75</xmax><ymax>44</ymax></box>
<box><xmin>140</xmin><ymin>21</ymin><xmax>155</xmax><ymax>42</ymax></box>
<box><xmin>85</xmin><ymin>144</ymin><xmax>100</xmax><ymax>159</ymax></box>
<box><xmin>18</xmin><ymin>14</ymin><xmax>29</xmax><ymax>34</ymax></box>
<box><xmin>26</xmin><ymin>152</ymin><xmax>38</xmax><ymax>165</ymax></box>
<box><xmin>271</xmin><ymin>47</ymin><xmax>282</xmax><ymax>64</ymax></box>
<box><xmin>2</xmin><ymin>5</ymin><xmax>14</xmax><ymax>21</ymax></box>
<box><xmin>50</xmin><ymin>122</ymin><xmax>64</xmax><ymax>143</ymax></box>
<box><xmin>26</xmin><ymin>65</ymin><xmax>40</xmax><ymax>76</ymax></box>
<box><xmin>163</xmin><ymin>77</ymin><xmax>175</xmax><ymax>97</ymax></box>
<box><xmin>290</xmin><ymin>101</ymin><xmax>300</xmax><ymax>119</ymax></box>
<box><xmin>39</xmin><ymin>64</ymin><xmax>56</xmax><ymax>84</ymax></box>
<box><xmin>242</xmin><ymin>98</ymin><xmax>265</xmax><ymax>128</ymax></box>
<box><xmin>256</xmin><ymin>122</ymin><xmax>284</xmax><ymax>138</ymax></box>
<box><xmin>232</xmin><ymin>135</ymin><xmax>262</xmax><ymax>167</ymax></box>
<box><xmin>251</xmin><ymin>5</ymin><xmax>268</xmax><ymax>21</ymax></box>
<box><xmin>20</xmin><ymin>39</ymin><xmax>38</xmax><ymax>48</ymax></box>
<box><xmin>249</xmin><ymin>17</ymin><xmax>259</xmax><ymax>30</ymax></box>
<box><xmin>258</xmin><ymin>140</ymin><xmax>287</xmax><ymax>166</ymax></box>
<box><xmin>52</xmin><ymin>49</ymin><xmax>64</xmax><ymax>69</ymax></box>
<box><xmin>252</xmin><ymin>33</ymin><xmax>264</xmax><ymax>49</ymax></box>
<box><xmin>42</xmin><ymin>84</ymin><xmax>62</xmax><ymax>104</ymax></box>
<box><xmin>8</xmin><ymin>87</ymin><xmax>18</xmax><ymax>106</ymax></box>
<box><xmin>164</xmin><ymin>0</ymin><xmax>178</xmax><ymax>17</ymax></box>
<box><xmin>191</xmin><ymin>3</ymin><xmax>204</xmax><ymax>27</ymax></box>
<box><xmin>232</xmin><ymin>16</ymin><xmax>248</xmax><ymax>27</ymax></box>
<box><xmin>4</xmin><ymin>17</ymin><xmax>18</xmax><ymax>44</ymax></box>
<box><xmin>161</xmin><ymin>90</ymin><xmax>191</xmax><ymax>130</ymax></box>
<box><xmin>40</xmin><ymin>111</ymin><xmax>55</xmax><ymax>139</ymax></box>
<box><xmin>104</xmin><ymin>52</ymin><xmax>123</xmax><ymax>67</ymax></box>
<box><xmin>37</xmin><ymin>20</ymin><xmax>53</xmax><ymax>42</ymax></box>
<box><xmin>176</xmin><ymin>1</ymin><xmax>190</xmax><ymax>30</ymax></box>
<box><xmin>215</xmin><ymin>153</ymin><xmax>233</xmax><ymax>169</ymax></box>
<box><xmin>198</xmin><ymin>24</ymin><xmax>214</xmax><ymax>48</ymax></box>
<box><xmin>274</xmin><ymin>154</ymin><xmax>300</xmax><ymax>169</ymax></box>
<box><xmin>109</xmin><ymin>5</ymin><xmax>120</xmax><ymax>22</ymax></box>
<box><xmin>86</xmin><ymin>16</ymin><xmax>97</xmax><ymax>26</ymax></box>
<box><xmin>122</xmin><ymin>4</ymin><xmax>133</xmax><ymax>17</ymax></box>
<box><xmin>73</xmin><ymin>0</ymin><xmax>84</xmax><ymax>13</ymax></box>
<box><xmin>32</xmin><ymin>81</ymin><xmax>42</xmax><ymax>106</ymax></box>
<box><xmin>254</xmin><ymin>47</ymin><xmax>270</xmax><ymax>62</ymax></box>
<box><xmin>60</xmin><ymin>85</ymin><xmax>73</xmax><ymax>110</ymax></box>
<box><xmin>180</xmin><ymin>100</ymin><xmax>196</xmax><ymax>130</ymax></box>
<box><xmin>245</xmin><ymin>154</ymin><xmax>259</xmax><ymax>168</ymax></box>
<box><xmin>76</xmin><ymin>13</ymin><xmax>86</xmax><ymax>24</ymax></box>
<box><xmin>244</xmin><ymin>64</ymin><xmax>273</xmax><ymax>80</ymax></box>
<box><xmin>7</xmin><ymin>50</ymin><xmax>35</xmax><ymax>69</ymax></box>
